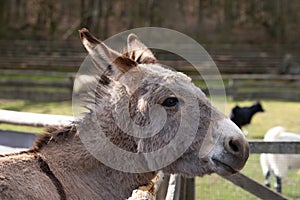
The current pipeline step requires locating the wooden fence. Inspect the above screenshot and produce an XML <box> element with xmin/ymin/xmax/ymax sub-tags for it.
<box><xmin>1</xmin><ymin>68</ymin><xmax>300</xmax><ymax>101</ymax></box>
<box><xmin>226</xmin><ymin>74</ymin><xmax>300</xmax><ymax>101</ymax></box>
<box><xmin>1</xmin><ymin>40</ymin><xmax>300</xmax><ymax>101</ymax></box>
<box><xmin>0</xmin><ymin>110</ymin><xmax>299</xmax><ymax>199</ymax></box>
<box><xmin>0</xmin><ymin>69</ymin><xmax>74</xmax><ymax>101</ymax></box>
<box><xmin>2</xmin><ymin>41</ymin><xmax>299</xmax><ymax>73</ymax></box>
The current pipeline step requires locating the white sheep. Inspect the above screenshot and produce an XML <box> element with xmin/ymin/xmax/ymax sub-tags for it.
<box><xmin>260</xmin><ymin>126</ymin><xmax>300</xmax><ymax>193</ymax></box>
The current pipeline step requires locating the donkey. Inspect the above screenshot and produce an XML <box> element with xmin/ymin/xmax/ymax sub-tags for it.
<box><xmin>0</xmin><ymin>29</ymin><xmax>249</xmax><ymax>200</ymax></box>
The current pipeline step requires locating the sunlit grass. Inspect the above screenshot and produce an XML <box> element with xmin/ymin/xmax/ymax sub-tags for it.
<box><xmin>197</xmin><ymin>100</ymin><xmax>300</xmax><ymax>199</ymax></box>
<box><xmin>0</xmin><ymin>74</ymin><xmax>69</xmax><ymax>82</ymax></box>
<box><xmin>196</xmin><ymin>154</ymin><xmax>300</xmax><ymax>200</ymax></box>
<box><xmin>226</xmin><ymin>100</ymin><xmax>300</xmax><ymax>139</ymax></box>
<box><xmin>196</xmin><ymin>155</ymin><xmax>262</xmax><ymax>200</ymax></box>
<box><xmin>0</xmin><ymin>99</ymin><xmax>72</xmax><ymax>114</ymax></box>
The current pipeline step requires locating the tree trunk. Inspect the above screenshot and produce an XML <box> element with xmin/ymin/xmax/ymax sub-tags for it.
<box><xmin>91</xmin><ymin>0</ymin><xmax>100</xmax><ymax>34</ymax></box>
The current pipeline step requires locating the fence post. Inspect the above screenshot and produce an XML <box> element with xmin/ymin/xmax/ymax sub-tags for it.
<box><xmin>185</xmin><ymin>178</ymin><xmax>195</xmax><ymax>200</ymax></box>
<box><xmin>165</xmin><ymin>174</ymin><xmax>182</xmax><ymax>200</ymax></box>
<box><xmin>156</xmin><ymin>175</ymin><xmax>170</xmax><ymax>200</ymax></box>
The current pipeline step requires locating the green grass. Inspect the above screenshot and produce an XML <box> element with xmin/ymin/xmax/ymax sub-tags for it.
<box><xmin>225</xmin><ymin>100</ymin><xmax>300</xmax><ymax>139</ymax></box>
<box><xmin>0</xmin><ymin>74</ymin><xmax>67</xmax><ymax>82</ymax></box>
<box><xmin>197</xmin><ymin>154</ymin><xmax>300</xmax><ymax>200</ymax></box>
<box><xmin>196</xmin><ymin>155</ymin><xmax>262</xmax><ymax>200</ymax></box>
<box><xmin>0</xmin><ymin>99</ymin><xmax>299</xmax><ymax>199</ymax></box>
<box><xmin>0</xmin><ymin>99</ymin><xmax>72</xmax><ymax>114</ymax></box>
<box><xmin>197</xmin><ymin>99</ymin><xmax>300</xmax><ymax>199</ymax></box>
<box><xmin>193</xmin><ymin>79</ymin><xmax>230</xmax><ymax>89</ymax></box>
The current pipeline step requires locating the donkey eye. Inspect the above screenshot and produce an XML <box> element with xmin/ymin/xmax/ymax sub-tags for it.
<box><xmin>161</xmin><ymin>97</ymin><xmax>179</xmax><ymax>107</ymax></box>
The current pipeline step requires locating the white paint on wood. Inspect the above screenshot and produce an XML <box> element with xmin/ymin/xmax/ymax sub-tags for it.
<box><xmin>0</xmin><ymin>145</ymin><xmax>27</xmax><ymax>155</ymax></box>
<box><xmin>0</xmin><ymin>109</ymin><xmax>75</xmax><ymax>127</ymax></box>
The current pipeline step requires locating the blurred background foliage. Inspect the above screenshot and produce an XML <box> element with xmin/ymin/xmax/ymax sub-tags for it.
<box><xmin>0</xmin><ymin>0</ymin><xmax>299</xmax><ymax>44</ymax></box>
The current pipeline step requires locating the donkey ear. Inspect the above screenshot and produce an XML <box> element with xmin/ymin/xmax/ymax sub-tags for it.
<box><xmin>127</xmin><ymin>34</ymin><xmax>156</xmax><ymax>64</ymax></box>
<box><xmin>79</xmin><ymin>28</ymin><xmax>137</xmax><ymax>80</ymax></box>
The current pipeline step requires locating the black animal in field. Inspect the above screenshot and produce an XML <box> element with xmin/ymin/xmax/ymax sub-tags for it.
<box><xmin>230</xmin><ymin>102</ymin><xmax>264</xmax><ymax>130</ymax></box>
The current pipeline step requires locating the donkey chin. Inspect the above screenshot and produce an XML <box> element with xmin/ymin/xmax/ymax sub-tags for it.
<box><xmin>163</xmin><ymin>118</ymin><xmax>249</xmax><ymax>178</ymax></box>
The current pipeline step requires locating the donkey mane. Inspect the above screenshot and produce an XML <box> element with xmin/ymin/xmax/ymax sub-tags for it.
<box><xmin>30</xmin><ymin>38</ymin><xmax>157</xmax><ymax>153</ymax></box>
<box><xmin>32</xmin><ymin>125</ymin><xmax>77</xmax><ymax>151</ymax></box>
<box><xmin>0</xmin><ymin>126</ymin><xmax>77</xmax><ymax>158</ymax></box>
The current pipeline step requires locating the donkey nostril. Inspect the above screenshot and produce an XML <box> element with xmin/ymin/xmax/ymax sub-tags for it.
<box><xmin>229</xmin><ymin>139</ymin><xmax>239</xmax><ymax>152</ymax></box>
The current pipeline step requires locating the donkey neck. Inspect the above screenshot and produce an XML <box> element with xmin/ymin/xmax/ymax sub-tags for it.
<box><xmin>37</xmin><ymin>128</ymin><xmax>156</xmax><ymax>199</ymax></box>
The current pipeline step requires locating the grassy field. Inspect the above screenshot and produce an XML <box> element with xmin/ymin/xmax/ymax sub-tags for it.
<box><xmin>0</xmin><ymin>98</ymin><xmax>299</xmax><ymax>199</ymax></box>
<box><xmin>198</xmin><ymin>99</ymin><xmax>300</xmax><ymax>200</ymax></box>
<box><xmin>196</xmin><ymin>155</ymin><xmax>300</xmax><ymax>200</ymax></box>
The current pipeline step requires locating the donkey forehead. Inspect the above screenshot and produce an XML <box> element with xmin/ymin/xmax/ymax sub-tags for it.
<box><xmin>139</xmin><ymin>64</ymin><xmax>192</xmax><ymax>81</ymax></box>
<box><xmin>119</xmin><ymin>63</ymin><xmax>200</xmax><ymax>95</ymax></box>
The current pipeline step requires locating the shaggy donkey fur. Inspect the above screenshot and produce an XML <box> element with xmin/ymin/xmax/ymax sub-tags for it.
<box><xmin>0</xmin><ymin>29</ymin><xmax>249</xmax><ymax>200</ymax></box>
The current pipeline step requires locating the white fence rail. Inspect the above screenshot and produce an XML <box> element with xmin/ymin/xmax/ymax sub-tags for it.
<box><xmin>0</xmin><ymin>109</ymin><xmax>75</xmax><ymax>127</ymax></box>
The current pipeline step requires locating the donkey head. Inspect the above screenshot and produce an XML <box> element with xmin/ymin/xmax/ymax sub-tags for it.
<box><xmin>78</xmin><ymin>28</ymin><xmax>249</xmax><ymax>176</ymax></box>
